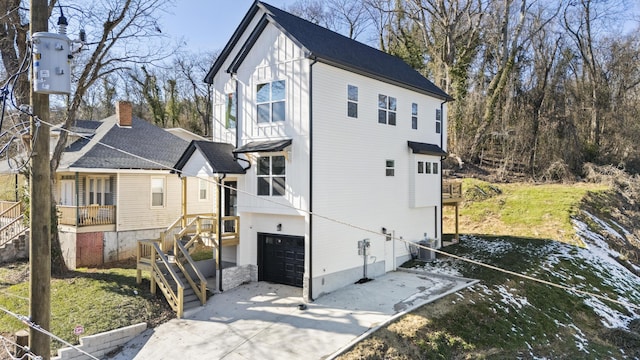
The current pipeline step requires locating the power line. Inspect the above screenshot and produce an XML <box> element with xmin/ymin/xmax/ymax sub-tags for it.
<box><xmin>34</xmin><ymin>117</ymin><xmax>640</xmax><ymax>313</ymax></box>
<box><xmin>0</xmin><ymin>334</ymin><xmax>41</xmax><ymax>360</ymax></box>
<box><xmin>0</xmin><ymin>306</ymin><xmax>99</xmax><ymax>360</ymax></box>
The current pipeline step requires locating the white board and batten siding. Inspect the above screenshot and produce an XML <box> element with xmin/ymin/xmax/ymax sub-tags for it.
<box><xmin>211</xmin><ymin>22</ymin><xmax>311</xmax><ymax>217</ymax></box>
<box><xmin>311</xmin><ymin>63</ymin><xmax>445</xmax><ymax>286</ymax></box>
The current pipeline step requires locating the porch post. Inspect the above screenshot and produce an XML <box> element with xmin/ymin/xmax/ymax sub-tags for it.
<box><xmin>181</xmin><ymin>176</ymin><xmax>187</xmax><ymax>228</ymax></box>
<box><xmin>216</xmin><ymin>175</ymin><xmax>223</xmax><ymax>292</ymax></box>
<box><xmin>75</xmin><ymin>172</ymin><xmax>79</xmax><ymax>227</ymax></box>
<box><xmin>455</xmin><ymin>203</ymin><xmax>459</xmax><ymax>243</ymax></box>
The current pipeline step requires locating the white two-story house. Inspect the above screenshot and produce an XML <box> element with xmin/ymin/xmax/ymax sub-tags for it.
<box><xmin>175</xmin><ymin>1</ymin><xmax>451</xmax><ymax>301</ymax></box>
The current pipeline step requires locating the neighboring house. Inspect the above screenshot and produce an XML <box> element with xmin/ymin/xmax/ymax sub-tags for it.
<box><xmin>54</xmin><ymin>101</ymin><xmax>213</xmax><ymax>269</ymax></box>
<box><xmin>174</xmin><ymin>1</ymin><xmax>451</xmax><ymax>301</ymax></box>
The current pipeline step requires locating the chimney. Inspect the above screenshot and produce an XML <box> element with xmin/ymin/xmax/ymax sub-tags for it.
<box><xmin>116</xmin><ymin>101</ymin><xmax>132</xmax><ymax>127</ymax></box>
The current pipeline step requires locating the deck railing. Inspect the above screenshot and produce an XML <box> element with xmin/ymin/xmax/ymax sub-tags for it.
<box><xmin>57</xmin><ymin>205</ymin><xmax>116</xmax><ymax>226</ymax></box>
<box><xmin>0</xmin><ymin>201</ymin><xmax>26</xmax><ymax>247</ymax></box>
<box><xmin>442</xmin><ymin>181</ymin><xmax>463</xmax><ymax>201</ymax></box>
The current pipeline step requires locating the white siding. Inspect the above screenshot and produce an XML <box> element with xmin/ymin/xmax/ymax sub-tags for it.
<box><xmin>311</xmin><ymin>63</ymin><xmax>443</xmax><ymax>286</ymax></box>
<box><xmin>116</xmin><ymin>173</ymin><xmax>183</xmax><ymax>231</ymax></box>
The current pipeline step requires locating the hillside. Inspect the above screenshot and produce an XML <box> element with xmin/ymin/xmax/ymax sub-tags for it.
<box><xmin>338</xmin><ymin>174</ymin><xmax>640</xmax><ymax>359</ymax></box>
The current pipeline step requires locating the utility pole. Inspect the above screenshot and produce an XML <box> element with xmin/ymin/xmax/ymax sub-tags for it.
<box><xmin>29</xmin><ymin>0</ymin><xmax>51</xmax><ymax>358</ymax></box>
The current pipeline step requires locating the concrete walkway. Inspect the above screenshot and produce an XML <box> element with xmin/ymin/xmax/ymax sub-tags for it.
<box><xmin>109</xmin><ymin>270</ymin><xmax>477</xmax><ymax>360</ymax></box>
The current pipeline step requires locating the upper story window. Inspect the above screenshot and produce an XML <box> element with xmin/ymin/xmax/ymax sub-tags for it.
<box><xmin>436</xmin><ymin>108</ymin><xmax>442</xmax><ymax>134</ymax></box>
<box><xmin>417</xmin><ymin>161</ymin><xmax>424</xmax><ymax>174</ymax></box>
<box><xmin>151</xmin><ymin>177</ymin><xmax>165</xmax><ymax>207</ymax></box>
<box><xmin>226</xmin><ymin>92</ymin><xmax>237</xmax><ymax>129</ymax></box>
<box><xmin>386</xmin><ymin>160</ymin><xmax>395</xmax><ymax>176</ymax></box>
<box><xmin>257</xmin><ymin>80</ymin><xmax>285</xmax><ymax>123</ymax></box>
<box><xmin>433</xmin><ymin>162</ymin><xmax>439</xmax><ymax>174</ymax></box>
<box><xmin>378</xmin><ymin>94</ymin><xmax>396</xmax><ymax>126</ymax></box>
<box><xmin>411</xmin><ymin>103</ymin><xmax>418</xmax><ymax>130</ymax></box>
<box><xmin>347</xmin><ymin>85</ymin><xmax>358</xmax><ymax>118</ymax></box>
<box><xmin>257</xmin><ymin>155</ymin><xmax>286</xmax><ymax>196</ymax></box>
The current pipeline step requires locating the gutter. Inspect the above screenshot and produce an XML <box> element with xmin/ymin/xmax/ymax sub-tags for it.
<box><xmin>218</xmin><ymin>173</ymin><xmax>227</xmax><ymax>292</ymax></box>
<box><xmin>308</xmin><ymin>57</ymin><xmax>318</xmax><ymax>302</ymax></box>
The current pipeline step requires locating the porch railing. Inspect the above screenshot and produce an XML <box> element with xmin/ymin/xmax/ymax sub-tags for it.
<box><xmin>442</xmin><ymin>181</ymin><xmax>463</xmax><ymax>202</ymax></box>
<box><xmin>57</xmin><ymin>205</ymin><xmax>116</xmax><ymax>226</ymax></box>
<box><xmin>0</xmin><ymin>201</ymin><xmax>26</xmax><ymax>247</ymax></box>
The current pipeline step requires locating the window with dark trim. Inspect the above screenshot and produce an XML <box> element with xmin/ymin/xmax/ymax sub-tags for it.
<box><xmin>386</xmin><ymin>160</ymin><xmax>395</xmax><ymax>176</ymax></box>
<box><xmin>378</xmin><ymin>94</ymin><xmax>396</xmax><ymax>125</ymax></box>
<box><xmin>425</xmin><ymin>162</ymin><xmax>432</xmax><ymax>174</ymax></box>
<box><xmin>411</xmin><ymin>103</ymin><xmax>418</xmax><ymax>130</ymax></box>
<box><xmin>348</xmin><ymin>85</ymin><xmax>358</xmax><ymax>118</ymax></box>
<box><xmin>257</xmin><ymin>80</ymin><xmax>285</xmax><ymax>123</ymax></box>
<box><xmin>257</xmin><ymin>155</ymin><xmax>286</xmax><ymax>196</ymax></box>
<box><xmin>417</xmin><ymin>161</ymin><xmax>424</xmax><ymax>173</ymax></box>
<box><xmin>435</xmin><ymin>108</ymin><xmax>442</xmax><ymax>134</ymax></box>
<box><xmin>433</xmin><ymin>162</ymin><xmax>439</xmax><ymax>174</ymax></box>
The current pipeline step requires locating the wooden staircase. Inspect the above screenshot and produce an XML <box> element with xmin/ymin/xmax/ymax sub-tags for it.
<box><xmin>136</xmin><ymin>213</ymin><xmax>240</xmax><ymax>318</ymax></box>
<box><xmin>0</xmin><ymin>201</ymin><xmax>27</xmax><ymax>257</ymax></box>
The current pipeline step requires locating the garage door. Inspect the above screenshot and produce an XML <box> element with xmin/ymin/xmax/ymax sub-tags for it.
<box><xmin>258</xmin><ymin>233</ymin><xmax>305</xmax><ymax>287</ymax></box>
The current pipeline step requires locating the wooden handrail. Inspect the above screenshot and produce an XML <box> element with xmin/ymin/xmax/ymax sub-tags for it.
<box><xmin>175</xmin><ymin>241</ymin><xmax>207</xmax><ymax>305</ymax></box>
<box><xmin>150</xmin><ymin>241</ymin><xmax>185</xmax><ymax>318</ymax></box>
<box><xmin>0</xmin><ymin>214</ymin><xmax>26</xmax><ymax>247</ymax></box>
<box><xmin>0</xmin><ymin>201</ymin><xmax>21</xmax><ymax>219</ymax></box>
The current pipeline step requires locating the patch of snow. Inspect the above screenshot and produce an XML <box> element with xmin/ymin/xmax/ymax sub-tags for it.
<box><xmin>496</xmin><ymin>285</ymin><xmax>530</xmax><ymax>310</ymax></box>
<box><xmin>568</xmin><ymin>323</ymin><xmax>589</xmax><ymax>353</ymax></box>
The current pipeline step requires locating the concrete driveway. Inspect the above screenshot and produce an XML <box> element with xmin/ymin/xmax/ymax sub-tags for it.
<box><xmin>109</xmin><ymin>270</ymin><xmax>477</xmax><ymax>360</ymax></box>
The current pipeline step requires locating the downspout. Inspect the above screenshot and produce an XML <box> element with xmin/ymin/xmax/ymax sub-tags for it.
<box><xmin>308</xmin><ymin>56</ymin><xmax>318</xmax><ymax>302</ymax></box>
<box><xmin>233</xmin><ymin>75</ymin><xmax>239</xmax><ymax>150</ymax></box>
<box><xmin>439</xmin><ymin>99</ymin><xmax>451</xmax><ymax>244</ymax></box>
<box><xmin>217</xmin><ymin>173</ymin><xmax>226</xmax><ymax>292</ymax></box>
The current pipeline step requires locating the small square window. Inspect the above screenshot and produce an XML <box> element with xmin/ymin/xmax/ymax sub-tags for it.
<box><xmin>386</xmin><ymin>160</ymin><xmax>395</xmax><ymax>176</ymax></box>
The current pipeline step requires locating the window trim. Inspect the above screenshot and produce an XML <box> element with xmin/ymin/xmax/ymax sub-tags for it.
<box><xmin>386</xmin><ymin>159</ymin><xmax>395</xmax><ymax>176</ymax></box>
<box><xmin>225</xmin><ymin>92</ymin><xmax>237</xmax><ymax>129</ymax></box>
<box><xmin>436</xmin><ymin>108</ymin><xmax>442</xmax><ymax>134</ymax></box>
<box><xmin>86</xmin><ymin>176</ymin><xmax>112</xmax><ymax>206</ymax></box>
<box><xmin>256</xmin><ymin>80</ymin><xmax>286</xmax><ymax>124</ymax></box>
<box><xmin>411</xmin><ymin>102</ymin><xmax>418</xmax><ymax>130</ymax></box>
<box><xmin>198</xmin><ymin>178</ymin><xmax>208</xmax><ymax>201</ymax></box>
<box><xmin>378</xmin><ymin>94</ymin><xmax>397</xmax><ymax>126</ymax></box>
<box><xmin>151</xmin><ymin>176</ymin><xmax>166</xmax><ymax>208</ymax></box>
<box><xmin>257</xmin><ymin>155</ymin><xmax>286</xmax><ymax>196</ymax></box>
<box><xmin>347</xmin><ymin>84</ymin><xmax>358</xmax><ymax>118</ymax></box>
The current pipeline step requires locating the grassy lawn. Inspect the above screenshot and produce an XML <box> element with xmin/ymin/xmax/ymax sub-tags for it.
<box><xmin>339</xmin><ymin>180</ymin><xmax>639</xmax><ymax>359</ymax></box>
<box><xmin>443</xmin><ymin>179</ymin><xmax>609</xmax><ymax>245</ymax></box>
<box><xmin>0</xmin><ymin>174</ymin><xmax>25</xmax><ymax>202</ymax></box>
<box><xmin>0</xmin><ymin>261</ymin><xmax>173</xmax><ymax>355</ymax></box>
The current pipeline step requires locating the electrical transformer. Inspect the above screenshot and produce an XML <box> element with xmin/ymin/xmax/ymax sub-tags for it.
<box><xmin>32</xmin><ymin>32</ymin><xmax>71</xmax><ymax>95</ymax></box>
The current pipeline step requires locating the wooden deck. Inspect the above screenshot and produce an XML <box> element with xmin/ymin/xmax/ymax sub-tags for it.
<box><xmin>442</xmin><ymin>181</ymin><xmax>463</xmax><ymax>244</ymax></box>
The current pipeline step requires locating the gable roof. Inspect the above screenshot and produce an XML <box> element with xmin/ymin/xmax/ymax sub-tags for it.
<box><xmin>174</xmin><ymin>141</ymin><xmax>247</xmax><ymax>175</ymax></box>
<box><xmin>205</xmin><ymin>1</ymin><xmax>452</xmax><ymax>101</ymax></box>
<box><xmin>60</xmin><ymin>116</ymin><xmax>189</xmax><ymax>171</ymax></box>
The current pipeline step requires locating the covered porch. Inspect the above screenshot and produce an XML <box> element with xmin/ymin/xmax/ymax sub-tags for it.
<box><xmin>55</xmin><ymin>172</ymin><xmax>116</xmax><ymax>227</ymax></box>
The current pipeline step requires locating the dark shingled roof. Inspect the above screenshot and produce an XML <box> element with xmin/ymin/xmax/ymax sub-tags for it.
<box><xmin>407</xmin><ymin>141</ymin><xmax>447</xmax><ymax>157</ymax></box>
<box><xmin>233</xmin><ymin>139</ymin><xmax>292</xmax><ymax>153</ymax></box>
<box><xmin>174</xmin><ymin>141</ymin><xmax>246</xmax><ymax>175</ymax></box>
<box><xmin>206</xmin><ymin>2</ymin><xmax>451</xmax><ymax>100</ymax></box>
<box><xmin>71</xmin><ymin>117</ymin><xmax>189</xmax><ymax>170</ymax></box>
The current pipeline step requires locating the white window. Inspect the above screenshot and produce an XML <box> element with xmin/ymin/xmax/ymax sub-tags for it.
<box><xmin>87</xmin><ymin>176</ymin><xmax>112</xmax><ymax>205</ymax></box>
<box><xmin>378</xmin><ymin>94</ymin><xmax>397</xmax><ymax>125</ymax></box>
<box><xmin>257</xmin><ymin>80</ymin><xmax>285</xmax><ymax>123</ymax></box>
<box><xmin>151</xmin><ymin>177</ymin><xmax>165</xmax><ymax>207</ymax></box>
<box><xmin>199</xmin><ymin>178</ymin><xmax>208</xmax><ymax>200</ymax></box>
<box><xmin>257</xmin><ymin>155</ymin><xmax>286</xmax><ymax>196</ymax></box>
<box><xmin>348</xmin><ymin>85</ymin><xmax>358</xmax><ymax>118</ymax></box>
<box><xmin>225</xmin><ymin>92</ymin><xmax>237</xmax><ymax>129</ymax></box>
<box><xmin>436</xmin><ymin>108</ymin><xmax>442</xmax><ymax>134</ymax></box>
<box><xmin>411</xmin><ymin>103</ymin><xmax>418</xmax><ymax>129</ymax></box>
<box><xmin>386</xmin><ymin>160</ymin><xmax>395</xmax><ymax>176</ymax></box>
